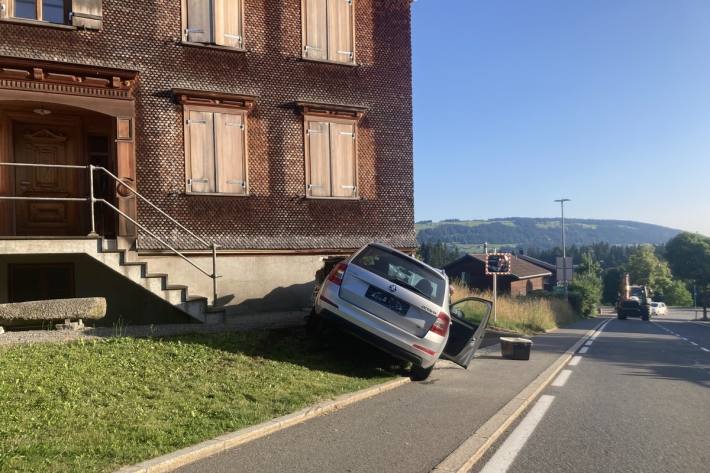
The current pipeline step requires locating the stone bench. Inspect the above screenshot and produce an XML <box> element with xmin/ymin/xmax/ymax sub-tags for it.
<box><xmin>0</xmin><ymin>298</ymin><xmax>106</xmax><ymax>333</ymax></box>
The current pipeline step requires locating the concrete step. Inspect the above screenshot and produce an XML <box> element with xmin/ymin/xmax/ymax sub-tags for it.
<box><xmin>95</xmin><ymin>238</ymin><xmax>214</xmax><ymax>324</ymax></box>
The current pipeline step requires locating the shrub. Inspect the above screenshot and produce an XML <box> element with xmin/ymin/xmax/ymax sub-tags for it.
<box><xmin>568</xmin><ymin>272</ymin><xmax>602</xmax><ymax>315</ymax></box>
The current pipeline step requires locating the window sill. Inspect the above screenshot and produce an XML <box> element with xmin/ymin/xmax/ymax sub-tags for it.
<box><xmin>304</xmin><ymin>195</ymin><xmax>361</xmax><ymax>201</ymax></box>
<box><xmin>0</xmin><ymin>17</ymin><xmax>76</xmax><ymax>30</ymax></box>
<box><xmin>181</xmin><ymin>41</ymin><xmax>247</xmax><ymax>53</ymax></box>
<box><xmin>184</xmin><ymin>191</ymin><xmax>250</xmax><ymax>197</ymax></box>
<box><xmin>299</xmin><ymin>57</ymin><xmax>359</xmax><ymax>68</ymax></box>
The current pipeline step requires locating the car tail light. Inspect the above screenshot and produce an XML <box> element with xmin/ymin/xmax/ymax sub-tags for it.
<box><xmin>327</xmin><ymin>262</ymin><xmax>348</xmax><ymax>286</ymax></box>
<box><xmin>429</xmin><ymin>312</ymin><xmax>450</xmax><ymax>337</ymax></box>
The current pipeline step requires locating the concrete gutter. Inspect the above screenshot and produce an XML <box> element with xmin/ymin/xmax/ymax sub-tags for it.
<box><xmin>115</xmin><ymin>377</ymin><xmax>410</xmax><ymax>473</ymax></box>
<box><xmin>431</xmin><ymin>318</ymin><xmax>609</xmax><ymax>473</ymax></box>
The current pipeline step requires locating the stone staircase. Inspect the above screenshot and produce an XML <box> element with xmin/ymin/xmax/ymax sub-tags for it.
<box><xmin>0</xmin><ymin>238</ymin><xmax>225</xmax><ymax>324</ymax></box>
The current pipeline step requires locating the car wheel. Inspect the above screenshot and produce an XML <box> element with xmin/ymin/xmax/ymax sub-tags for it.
<box><xmin>411</xmin><ymin>364</ymin><xmax>434</xmax><ymax>381</ymax></box>
<box><xmin>642</xmin><ymin>314</ymin><xmax>650</xmax><ymax>321</ymax></box>
<box><xmin>617</xmin><ymin>315</ymin><xmax>626</xmax><ymax>320</ymax></box>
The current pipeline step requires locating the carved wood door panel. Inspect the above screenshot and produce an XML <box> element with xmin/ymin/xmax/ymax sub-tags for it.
<box><xmin>13</xmin><ymin>123</ymin><xmax>83</xmax><ymax>235</ymax></box>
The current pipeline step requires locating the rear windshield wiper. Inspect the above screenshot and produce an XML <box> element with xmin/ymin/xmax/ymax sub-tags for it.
<box><xmin>390</xmin><ymin>278</ymin><xmax>431</xmax><ymax>300</ymax></box>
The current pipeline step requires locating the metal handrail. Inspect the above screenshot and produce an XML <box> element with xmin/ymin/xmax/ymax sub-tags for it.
<box><xmin>92</xmin><ymin>166</ymin><xmax>211</xmax><ymax>248</ymax></box>
<box><xmin>0</xmin><ymin>161</ymin><xmax>219</xmax><ymax>305</ymax></box>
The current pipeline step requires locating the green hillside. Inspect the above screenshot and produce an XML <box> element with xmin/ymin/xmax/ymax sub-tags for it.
<box><xmin>415</xmin><ymin>218</ymin><xmax>681</xmax><ymax>250</ymax></box>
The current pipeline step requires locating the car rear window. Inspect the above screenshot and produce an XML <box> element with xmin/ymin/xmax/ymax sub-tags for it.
<box><xmin>351</xmin><ymin>245</ymin><xmax>446</xmax><ymax>305</ymax></box>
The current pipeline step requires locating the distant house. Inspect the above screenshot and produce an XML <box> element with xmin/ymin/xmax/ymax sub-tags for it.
<box><xmin>517</xmin><ymin>254</ymin><xmax>558</xmax><ymax>290</ymax></box>
<box><xmin>444</xmin><ymin>254</ymin><xmax>552</xmax><ymax>296</ymax></box>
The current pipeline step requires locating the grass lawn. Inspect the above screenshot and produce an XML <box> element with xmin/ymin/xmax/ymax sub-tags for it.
<box><xmin>0</xmin><ymin>329</ymin><xmax>399</xmax><ymax>473</ymax></box>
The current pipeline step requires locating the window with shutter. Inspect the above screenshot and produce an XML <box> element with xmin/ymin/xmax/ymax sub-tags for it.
<box><xmin>70</xmin><ymin>0</ymin><xmax>102</xmax><ymax>29</ymax></box>
<box><xmin>327</xmin><ymin>0</ymin><xmax>354</xmax><ymax>63</ymax></box>
<box><xmin>305</xmin><ymin>120</ymin><xmax>331</xmax><ymax>198</ymax></box>
<box><xmin>329</xmin><ymin>121</ymin><xmax>357</xmax><ymax>197</ymax></box>
<box><xmin>303</xmin><ymin>0</ymin><xmax>328</xmax><ymax>61</ymax></box>
<box><xmin>214</xmin><ymin>0</ymin><xmax>243</xmax><ymax>48</ymax></box>
<box><xmin>184</xmin><ymin>0</ymin><xmax>245</xmax><ymax>49</ymax></box>
<box><xmin>214</xmin><ymin>112</ymin><xmax>247</xmax><ymax>194</ymax></box>
<box><xmin>304</xmin><ymin>116</ymin><xmax>358</xmax><ymax>199</ymax></box>
<box><xmin>3</xmin><ymin>0</ymin><xmax>82</xmax><ymax>26</ymax></box>
<box><xmin>302</xmin><ymin>0</ymin><xmax>355</xmax><ymax>64</ymax></box>
<box><xmin>185</xmin><ymin>0</ymin><xmax>212</xmax><ymax>44</ymax></box>
<box><xmin>186</xmin><ymin>110</ymin><xmax>216</xmax><ymax>193</ymax></box>
<box><xmin>182</xmin><ymin>101</ymin><xmax>251</xmax><ymax>196</ymax></box>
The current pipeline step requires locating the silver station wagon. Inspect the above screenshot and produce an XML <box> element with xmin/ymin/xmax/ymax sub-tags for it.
<box><xmin>312</xmin><ymin>243</ymin><xmax>492</xmax><ymax>380</ymax></box>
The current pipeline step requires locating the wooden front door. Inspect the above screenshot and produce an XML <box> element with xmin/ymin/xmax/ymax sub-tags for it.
<box><xmin>13</xmin><ymin>122</ymin><xmax>84</xmax><ymax>235</ymax></box>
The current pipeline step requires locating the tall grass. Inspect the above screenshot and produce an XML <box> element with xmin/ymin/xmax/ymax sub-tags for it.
<box><xmin>451</xmin><ymin>282</ymin><xmax>579</xmax><ymax>335</ymax></box>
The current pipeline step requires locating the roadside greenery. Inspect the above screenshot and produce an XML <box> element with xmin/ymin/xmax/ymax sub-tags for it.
<box><xmin>451</xmin><ymin>283</ymin><xmax>578</xmax><ymax>334</ymax></box>
<box><xmin>666</xmin><ymin>232</ymin><xmax>710</xmax><ymax>318</ymax></box>
<box><xmin>568</xmin><ymin>252</ymin><xmax>603</xmax><ymax>316</ymax></box>
<box><xmin>0</xmin><ymin>330</ymin><xmax>397</xmax><ymax>473</ymax></box>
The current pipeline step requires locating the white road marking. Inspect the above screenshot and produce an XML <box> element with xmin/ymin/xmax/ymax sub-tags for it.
<box><xmin>568</xmin><ymin>356</ymin><xmax>582</xmax><ymax>366</ymax></box>
<box><xmin>652</xmin><ymin>321</ymin><xmax>710</xmax><ymax>353</ymax></box>
<box><xmin>578</xmin><ymin>346</ymin><xmax>589</xmax><ymax>354</ymax></box>
<box><xmin>479</xmin><ymin>395</ymin><xmax>556</xmax><ymax>473</ymax></box>
<box><xmin>584</xmin><ymin>340</ymin><xmax>593</xmax><ymax>346</ymax></box>
<box><xmin>551</xmin><ymin>370</ymin><xmax>572</xmax><ymax>387</ymax></box>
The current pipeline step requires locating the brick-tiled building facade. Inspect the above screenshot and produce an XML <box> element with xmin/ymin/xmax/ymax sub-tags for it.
<box><xmin>0</xmin><ymin>0</ymin><xmax>416</xmax><ymax>320</ymax></box>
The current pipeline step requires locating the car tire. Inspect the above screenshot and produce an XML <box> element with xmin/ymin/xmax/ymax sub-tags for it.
<box><xmin>411</xmin><ymin>364</ymin><xmax>434</xmax><ymax>381</ymax></box>
<box><xmin>642</xmin><ymin>314</ymin><xmax>650</xmax><ymax>321</ymax></box>
<box><xmin>617</xmin><ymin>315</ymin><xmax>626</xmax><ymax>320</ymax></box>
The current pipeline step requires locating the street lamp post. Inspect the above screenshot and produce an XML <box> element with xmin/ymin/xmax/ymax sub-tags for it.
<box><xmin>555</xmin><ymin>198</ymin><xmax>571</xmax><ymax>295</ymax></box>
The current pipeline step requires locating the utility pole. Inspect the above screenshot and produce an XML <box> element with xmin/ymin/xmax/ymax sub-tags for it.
<box><xmin>555</xmin><ymin>198</ymin><xmax>571</xmax><ymax>295</ymax></box>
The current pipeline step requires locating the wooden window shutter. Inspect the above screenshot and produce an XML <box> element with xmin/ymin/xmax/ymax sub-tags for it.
<box><xmin>186</xmin><ymin>110</ymin><xmax>216</xmax><ymax>193</ymax></box>
<box><xmin>185</xmin><ymin>0</ymin><xmax>213</xmax><ymax>43</ymax></box>
<box><xmin>214</xmin><ymin>112</ymin><xmax>247</xmax><ymax>194</ymax></box>
<box><xmin>305</xmin><ymin>120</ymin><xmax>331</xmax><ymax>197</ymax></box>
<box><xmin>327</xmin><ymin>0</ymin><xmax>355</xmax><ymax>63</ymax></box>
<box><xmin>303</xmin><ymin>0</ymin><xmax>328</xmax><ymax>61</ymax></box>
<box><xmin>329</xmin><ymin>121</ymin><xmax>357</xmax><ymax>197</ymax></box>
<box><xmin>70</xmin><ymin>0</ymin><xmax>103</xmax><ymax>30</ymax></box>
<box><xmin>214</xmin><ymin>0</ymin><xmax>243</xmax><ymax>48</ymax></box>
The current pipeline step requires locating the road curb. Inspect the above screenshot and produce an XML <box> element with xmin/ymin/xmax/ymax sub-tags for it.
<box><xmin>431</xmin><ymin>318</ymin><xmax>610</xmax><ymax>473</ymax></box>
<box><xmin>115</xmin><ymin>377</ymin><xmax>411</xmax><ymax>473</ymax></box>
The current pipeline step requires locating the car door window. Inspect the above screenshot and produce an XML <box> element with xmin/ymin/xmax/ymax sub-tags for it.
<box><xmin>442</xmin><ymin>297</ymin><xmax>493</xmax><ymax>368</ymax></box>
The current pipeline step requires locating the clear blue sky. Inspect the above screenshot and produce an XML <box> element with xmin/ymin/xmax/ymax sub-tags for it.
<box><xmin>412</xmin><ymin>0</ymin><xmax>710</xmax><ymax>236</ymax></box>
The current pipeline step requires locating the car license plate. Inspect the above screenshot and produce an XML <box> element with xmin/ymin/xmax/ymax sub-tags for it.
<box><xmin>365</xmin><ymin>286</ymin><xmax>410</xmax><ymax>316</ymax></box>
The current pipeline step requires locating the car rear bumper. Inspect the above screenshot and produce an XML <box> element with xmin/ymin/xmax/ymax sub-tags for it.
<box><xmin>319</xmin><ymin>309</ymin><xmax>425</xmax><ymax>366</ymax></box>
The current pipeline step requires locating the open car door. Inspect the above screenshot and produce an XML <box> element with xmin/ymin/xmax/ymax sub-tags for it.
<box><xmin>441</xmin><ymin>297</ymin><xmax>493</xmax><ymax>369</ymax></box>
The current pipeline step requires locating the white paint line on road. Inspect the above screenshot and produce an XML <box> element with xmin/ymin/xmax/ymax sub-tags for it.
<box><xmin>551</xmin><ymin>370</ymin><xmax>572</xmax><ymax>387</ymax></box>
<box><xmin>578</xmin><ymin>346</ymin><xmax>589</xmax><ymax>354</ymax></box>
<box><xmin>568</xmin><ymin>356</ymin><xmax>582</xmax><ymax>366</ymax></box>
<box><xmin>584</xmin><ymin>340</ymin><xmax>593</xmax><ymax>346</ymax></box>
<box><xmin>479</xmin><ymin>395</ymin><xmax>556</xmax><ymax>473</ymax></box>
<box><xmin>652</xmin><ymin>321</ymin><xmax>710</xmax><ymax>354</ymax></box>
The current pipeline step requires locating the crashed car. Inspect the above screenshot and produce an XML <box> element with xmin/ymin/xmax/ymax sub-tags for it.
<box><xmin>311</xmin><ymin>243</ymin><xmax>492</xmax><ymax>381</ymax></box>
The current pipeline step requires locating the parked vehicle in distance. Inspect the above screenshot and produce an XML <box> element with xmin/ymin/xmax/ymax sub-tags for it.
<box><xmin>311</xmin><ymin>243</ymin><xmax>493</xmax><ymax>381</ymax></box>
<box><xmin>650</xmin><ymin>302</ymin><xmax>667</xmax><ymax>316</ymax></box>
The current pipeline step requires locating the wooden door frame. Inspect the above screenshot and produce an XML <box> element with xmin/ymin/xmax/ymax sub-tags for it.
<box><xmin>0</xmin><ymin>56</ymin><xmax>138</xmax><ymax>238</ymax></box>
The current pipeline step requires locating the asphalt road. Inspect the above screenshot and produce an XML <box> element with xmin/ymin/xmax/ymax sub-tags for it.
<box><xmin>473</xmin><ymin>310</ymin><xmax>710</xmax><ymax>473</ymax></box>
<box><xmin>175</xmin><ymin>319</ymin><xmax>601</xmax><ymax>473</ymax></box>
